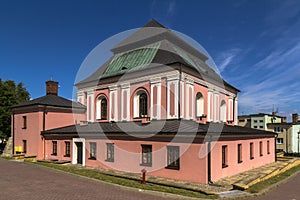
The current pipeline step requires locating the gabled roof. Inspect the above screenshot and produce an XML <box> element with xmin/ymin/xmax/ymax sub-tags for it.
<box><xmin>42</xmin><ymin>119</ymin><xmax>276</xmax><ymax>137</ymax></box>
<box><xmin>11</xmin><ymin>94</ymin><xmax>86</xmax><ymax>109</ymax></box>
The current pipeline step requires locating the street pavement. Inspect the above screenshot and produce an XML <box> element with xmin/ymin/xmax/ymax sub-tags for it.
<box><xmin>0</xmin><ymin>158</ymin><xmax>299</xmax><ymax>200</ymax></box>
<box><xmin>244</xmin><ymin>170</ymin><xmax>300</xmax><ymax>200</ymax></box>
<box><xmin>0</xmin><ymin>159</ymin><xmax>173</xmax><ymax>200</ymax></box>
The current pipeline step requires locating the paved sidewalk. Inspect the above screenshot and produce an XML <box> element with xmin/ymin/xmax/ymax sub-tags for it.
<box><xmin>0</xmin><ymin>158</ymin><xmax>174</xmax><ymax>200</ymax></box>
<box><xmin>73</xmin><ymin>157</ymin><xmax>300</xmax><ymax>195</ymax></box>
<box><xmin>215</xmin><ymin>157</ymin><xmax>300</xmax><ymax>190</ymax></box>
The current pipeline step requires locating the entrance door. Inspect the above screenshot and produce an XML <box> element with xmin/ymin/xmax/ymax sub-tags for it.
<box><xmin>76</xmin><ymin>142</ymin><xmax>83</xmax><ymax>164</ymax></box>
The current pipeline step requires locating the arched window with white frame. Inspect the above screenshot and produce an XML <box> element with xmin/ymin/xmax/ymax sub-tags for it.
<box><xmin>133</xmin><ymin>90</ymin><xmax>148</xmax><ymax>118</ymax></box>
<box><xmin>220</xmin><ymin>100</ymin><xmax>227</xmax><ymax>122</ymax></box>
<box><xmin>196</xmin><ymin>92</ymin><xmax>204</xmax><ymax>118</ymax></box>
<box><xmin>96</xmin><ymin>96</ymin><xmax>108</xmax><ymax>120</ymax></box>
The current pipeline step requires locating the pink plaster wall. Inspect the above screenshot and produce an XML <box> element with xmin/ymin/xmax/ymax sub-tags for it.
<box><xmin>13</xmin><ymin>107</ymin><xmax>85</xmax><ymax>160</ymax></box>
<box><xmin>84</xmin><ymin>139</ymin><xmax>208</xmax><ymax>184</ymax></box>
<box><xmin>44</xmin><ymin>139</ymin><xmax>72</xmax><ymax>161</ymax></box>
<box><xmin>210</xmin><ymin>137</ymin><xmax>275</xmax><ymax>182</ymax></box>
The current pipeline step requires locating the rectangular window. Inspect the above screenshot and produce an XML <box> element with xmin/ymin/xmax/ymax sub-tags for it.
<box><xmin>276</xmin><ymin>138</ymin><xmax>284</xmax><ymax>144</ymax></box>
<box><xmin>23</xmin><ymin>140</ymin><xmax>27</xmax><ymax>154</ymax></box>
<box><xmin>254</xmin><ymin>120</ymin><xmax>258</xmax><ymax>123</ymax></box>
<box><xmin>254</xmin><ymin>126</ymin><xmax>258</xmax><ymax>128</ymax></box>
<box><xmin>267</xmin><ymin>141</ymin><xmax>270</xmax><ymax>154</ymax></box>
<box><xmin>22</xmin><ymin>116</ymin><xmax>27</xmax><ymax>129</ymax></box>
<box><xmin>259</xmin><ymin>126</ymin><xmax>263</xmax><ymax>129</ymax></box>
<box><xmin>238</xmin><ymin>144</ymin><xmax>242</xmax><ymax>163</ymax></box>
<box><xmin>141</xmin><ymin>145</ymin><xmax>152</xmax><ymax>166</ymax></box>
<box><xmin>89</xmin><ymin>142</ymin><xmax>96</xmax><ymax>160</ymax></box>
<box><xmin>106</xmin><ymin>143</ymin><xmax>114</xmax><ymax>162</ymax></box>
<box><xmin>52</xmin><ymin>141</ymin><xmax>57</xmax><ymax>156</ymax></box>
<box><xmin>222</xmin><ymin>145</ymin><xmax>228</xmax><ymax>168</ymax></box>
<box><xmin>250</xmin><ymin>142</ymin><xmax>254</xmax><ymax>160</ymax></box>
<box><xmin>259</xmin><ymin>120</ymin><xmax>263</xmax><ymax>123</ymax></box>
<box><xmin>166</xmin><ymin>146</ymin><xmax>180</xmax><ymax>170</ymax></box>
<box><xmin>260</xmin><ymin>141</ymin><xmax>263</xmax><ymax>156</ymax></box>
<box><xmin>64</xmin><ymin>142</ymin><xmax>70</xmax><ymax>157</ymax></box>
<box><xmin>239</xmin><ymin>119</ymin><xmax>245</xmax><ymax>122</ymax></box>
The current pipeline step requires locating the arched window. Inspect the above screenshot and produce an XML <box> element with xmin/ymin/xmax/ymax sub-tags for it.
<box><xmin>133</xmin><ymin>90</ymin><xmax>148</xmax><ymax>118</ymax></box>
<box><xmin>96</xmin><ymin>96</ymin><xmax>107</xmax><ymax>120</ymax></box>
<box><xmin>196</xmin><ymin>92</ymin><xmax>204</xmax><ymax>117</ymax></box>
<box><xmin>220</xmin><ymin>100</ymin><xmax>226</xmax><ymax>122</ymax></box>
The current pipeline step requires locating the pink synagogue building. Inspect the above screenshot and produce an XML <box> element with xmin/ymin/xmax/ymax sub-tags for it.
<box><xmin>12</xmin><ymin>20</ymin><xmax>276</xmax><ymax>184</ymax></box>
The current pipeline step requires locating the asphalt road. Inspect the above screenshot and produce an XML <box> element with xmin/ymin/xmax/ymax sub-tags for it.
<box><xmin>0</xmin><ymin>159</ymin><xmax>174</xmax><ymax>200</ymax></box>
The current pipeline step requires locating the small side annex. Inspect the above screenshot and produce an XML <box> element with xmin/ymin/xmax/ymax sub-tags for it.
<box><xmin>42</xmin><ymin>120</ymin><xmax>276</xmax><ymax>184</ymax></box>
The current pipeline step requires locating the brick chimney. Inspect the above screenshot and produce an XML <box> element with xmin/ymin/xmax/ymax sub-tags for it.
<box><xmin>292</xmin><ymin>113</ymin><xmax>299</xmax><ymax>123</ymax></box>
<box><xmin>46</xmin><ymin>80</ymin><xmax>58</xmax><ymax>95</ymax></box>
<box><xmin>281</xmin><ymin>117</ymin><xmax>287</xmax><ymax>123</ymax></box>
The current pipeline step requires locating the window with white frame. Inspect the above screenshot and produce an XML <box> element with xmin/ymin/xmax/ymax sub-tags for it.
<box><xmin>133</xmin><ymin>90</ymin><xmax>148</xmax><ymax>118</ymax></box>
<box><xmin>220</xmin><ymin>100</ymin><xmax>226</xmax><ymax>122</ymax></box>
<box><xmin>196</xmin><ymin>92</ymin><xmax>204</xmax><ymax>117</ymax></box>
<box><xmin>96</xmin><ymin>96</ymin><xmax>107</xmax><ymax>120</ymax></box>
<box><xmin>276</xmin><ymin>138</ymin><xmax>284</xmax><ymax>144</ymax></box>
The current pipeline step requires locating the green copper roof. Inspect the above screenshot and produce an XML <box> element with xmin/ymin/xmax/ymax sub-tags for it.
<box><xmin>102</xmin><ymin>42</ymin><xmax>160</xmax><ymax>78</ymax></box>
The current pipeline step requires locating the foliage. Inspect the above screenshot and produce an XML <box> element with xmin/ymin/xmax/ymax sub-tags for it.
<box><xmin>0</xmin><ymin>78</ymin><xmax>30</xmax><ymax>139</ymax></box>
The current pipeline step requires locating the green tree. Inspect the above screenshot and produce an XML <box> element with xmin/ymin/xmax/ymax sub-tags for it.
<box><xmin>0</xmin><ymin>78</ymin><xmax>30</xmax><ymax>140</ymax></box>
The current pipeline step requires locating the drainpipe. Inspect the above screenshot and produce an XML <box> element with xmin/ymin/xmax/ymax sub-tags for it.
<box><xmin>207</xmin><ymin>135</ymin><xmax>212</xmax><ymax>184</ymax></box>
<box><xmin>42</xmin><ymin>106</ymin><xmax>46</xmax><ymax>160</ymax></box>
<box><xmin>12</xmin><ymin>112</ymin><xmax>15</xmax><ymax>155</ymax></box>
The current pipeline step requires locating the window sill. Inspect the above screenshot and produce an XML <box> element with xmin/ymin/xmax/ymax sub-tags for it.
<box><xmin>64</xmin><ymin>155</ymin><xmax>70</xmax><ymax>157</ymax></box>
<box><xmin>88</xmin><ymin>157</ymin><xmax>96</xmax><ymax>160</ymax></box>
<box><xmin>222</xmin><ymin>164</ymin><xmax>228</xmax><ymax>168</ymax></box>
<box><xmin>51</xmin><ymin>154</ymin><xmax>57</xmax><ymax>156</ymax></box>
<box><xmin>260</xmin><ymin>154</ymin><xmax>263</xmax><ymax>157</ymax></box>
<box><xmin>250</xmin><ymin>157</ymin><xmax>254</xmax><ymax>160</ymax></box>
<box><xmin>22</xmin><ymin>127</ymin><xmax>27</xmax><ymax>130</ymax></box>
<box><xmin>140</xmin><ymin>163</ymin><xmax>152</xmax><ymax>167</ymax></box>
<box><xmin>238</xmin><ymin>160</ymin><xmax>243</xmax><ymax>164</ymax></box>
<box><xmin>165</xmin><ymin>165</ymin><xmax>180</xmax><ymax>170</ymax></box>
<box><xmin>105</xmin><ymin>159</ymin><xmax>114</xmax><ymax>162</ymax></box>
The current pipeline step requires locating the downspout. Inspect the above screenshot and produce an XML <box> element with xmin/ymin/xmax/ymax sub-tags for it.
<box><xmin>12</xmin><ymin>112</ymin><xmax>15</xmax><ymax>155</ymax></box>
<box><xmin>42</xmin><ymin>106</ymin><xmax>46</xmax><ymax>160</ymax></box>
<box><xmin>178</xmin><ymin>64</ymin><xmax>182</xmax><ymax>119</ymax></box>
<box><xmin>207</xmin><ymin>135</ymin><xmax>212</xmax><ymax>184</ymax></box>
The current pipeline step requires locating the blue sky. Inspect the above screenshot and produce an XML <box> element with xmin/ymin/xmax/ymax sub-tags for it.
<box><xmin>1</xmin><ymin>0</ymin><xmax>300</xmax><ymax>120</ymax></box>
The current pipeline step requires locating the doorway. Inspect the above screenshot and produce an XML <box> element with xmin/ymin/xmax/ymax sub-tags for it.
<box><xmin>75</xmin><ymin>142</ymin><xmax>83</xmax><ymax>164</ymax></box>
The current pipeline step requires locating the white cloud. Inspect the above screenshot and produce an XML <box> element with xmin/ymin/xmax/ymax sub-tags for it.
<box><xmin>167</xmin><ymin>1</ymin><xmax>176</xmax><ymax>16</ymax></box>
<box><xmin>216</xmin><ymin>48</ymin><xmax>240</xmax><ymax>73</ymax></box>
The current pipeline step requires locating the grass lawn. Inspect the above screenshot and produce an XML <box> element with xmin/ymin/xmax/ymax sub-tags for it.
<box><xmin>247</xmin><ymin>164</ymin><xmax>300</xmax><ymax>193</ymax></box>
<box><xmin>33</xmin><ymin>161</ymin><xmax>216</xmax><ymax>199</ymax></box>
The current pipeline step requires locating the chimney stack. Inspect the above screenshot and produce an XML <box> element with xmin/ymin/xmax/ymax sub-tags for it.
<box><xmin>46</xmin><ymin>80</ymin><xmax>59</xmax><ymax>95</ymax></box>
<box><xmin>281</xmin><ymin>117</ymin><xmax>287</xmax><ymax>123</ymax></box>
<box><xmin>292</xmin><ymin>113</ymin><xmax>299</xmax><ymax>123</ymax></box>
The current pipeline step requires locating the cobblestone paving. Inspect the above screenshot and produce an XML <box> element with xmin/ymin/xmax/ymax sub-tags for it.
<box><xmin>0</xmin><ymin>159</ymin><xmax>174</xmax><ymax>200</ymax></box>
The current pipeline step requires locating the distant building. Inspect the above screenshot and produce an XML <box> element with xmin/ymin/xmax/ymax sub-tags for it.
<box><xmin>238</xmin><ymin>113</ymin><xmax>285</xmax><ymax>131</ymax></box>
<box><xmin>239</xmin><ymin>113</ymin><xmax>300</xmax><ymax>154</ymax></box>
<box><xmin>267</xmin><ymin>114</ymin><xmax>300</xmax><ymax>153</ymax></box>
